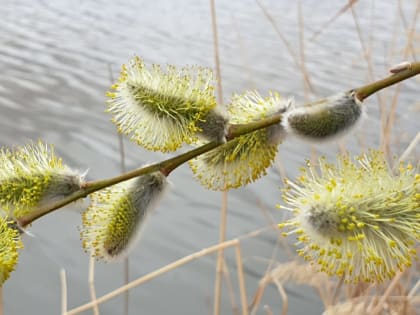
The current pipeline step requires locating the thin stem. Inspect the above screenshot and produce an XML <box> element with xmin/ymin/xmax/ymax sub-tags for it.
<box><xmin>235</xmin><ymin>243</ymin><xmax>249</xmax><ymax>315</ymax></box>
<box><xmin>0</xmin><ymin>286</ymin><xmax>3</xmax><ymax>315</ymax></box>
<box><xmin>209</xmin><ymin>0</ymin><xmax>228</xmax><ymax>314</ymax></box>
<box><xmin>17</xmin><ymin>66</ymin><xmax>420</xmax><ymax>227</ymax></box>
<box><xmin>355</xmin><ymin>61</ymin><xmax>420</xmax><ymax>101</ymax></box>
<box><xmin>89</xmin><ymin>256</ymin><xmax>100</xmax><ymax>315</ymax></box>
<box><xmin>60</xmin><ymin>269</ymin><xmax>68</xmax><ymax>315</ymax></box>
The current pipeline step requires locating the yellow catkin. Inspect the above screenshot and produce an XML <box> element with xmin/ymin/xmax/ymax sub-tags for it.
<box><xmin>278</xmin><ymin>150</ymin><xmax>419</xmax><ymax>283</ymax></box>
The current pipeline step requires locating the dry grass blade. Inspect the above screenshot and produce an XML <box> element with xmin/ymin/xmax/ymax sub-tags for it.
<box><xmin>310</xmin><ymin>0</ymin><xmax>359</xmax><ymax>42</ymax></box>
<box><xmin>398</xmin><ymin>131</ymin><xmax>419</xmax><ymax>163</ymax></box>
<box><xmin>109</xmin><ymin>61</ymin><xmax>129</xmax><ymax>315</ymax></box>
<box><xmin>256</xmin><ymin>0</ymin><xmax>314</xmax><ymax>94</ymax></box>
<box><xmin>251</xmin><ymin>261</ymin><xmax>331</xmax><ymax>314</ymax></box>
<box><xmin>208</xmin><ymin>1</ymin><xmax>230</xmax><ymax>314</ymax></box>
<box><xmin>60</xmin><ymin>269</ymin><xmax>68</xmax><ymax>315</ymax></box>
<box><xmin>235</xmin><ymin>243</ymin><xmax>249</xmax><ymax>315</ymax></box>
<box><xmin>323</xmin><ymin>298</ymin><xmax>369</xmax><ymax>315</ymax></box>
<box><xmin>0</xmin><ymin>285</ymin><xmax>3</xmax><ymax>315</ymax></box>
<box><xmin>273</xmin><ymin>279</ymin><xmax>288</xmax><ymax>315</ymax></box>
<box><xmin>67</xmin><ymin>239</ymin><xmax>239</xmax><ymax>315</ymax></box>
<box><xmin>222</xmin><ymin>259</ymin><xmax>240</xmax><ymax>315</ymax></box>
<box><xmin>350</xmin><ymin>2</ymin><xmax>387</xmax><ymax>136</ymax></box>
<box><xmin>370</xmin><ymin>272</ymin><xmax>404</xmax><ymax>315</ymax></box>
<box><xmin>383</xmin><ymin>0</ymin><xmax>420</xmax><ymax>157</ymax></box>
<box><xmin>88</xmin><ymin>256</ymin><xmax>100</xmax><ymax>315</ymax></box>
<box><xmin>297</xmin><ymin>0</ymin><xmax>314</xmax><ymax>96</ymax></box>
<box><xmin>267</xmin><ymin>261</ymin><xmax>329</xmax><ymax>288</ymax></box>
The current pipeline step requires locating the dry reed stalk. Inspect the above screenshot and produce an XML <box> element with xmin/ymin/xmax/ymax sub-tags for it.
<box><xmin>383</xmin><ymin>0</ymin><xmax>420</xmax><ymax>157</ymax></box>
<box><xmin>222</xmin><ymin>259</ymin><xmax>240</xmax><ymax>315</ymax></box>
<box><xmin>255</xmin><ymin>0</ymin><xmax>314</xmax><ymax>93</ymax></box>
<box><xmin>350</xmin><ymin>3</ymin><xmax>387</xmax><ymax>147</ymax></box>
<box><xmin>331</xmin><ymin>276</ymin><xmax>344</xmax><ymax>306</ymax></box>
<box><xmin>213</xmin><ymin>190</ymin><xmax>228</xmax><ymax>315</ymax></box>
<box><xmin>88</xmin><ymin>256</ymin><xmax>100</xmax><ymax>315</ymax></box>
<box><xmin>238</xmin><ymin>225</ymin><xmax>278</xmax><ymax>241</ymax></box>
<box><xmin>272</xmin><ymin>279</ymin><xmax>288</xmax><ymax>315</ymax></box>
<box><xmin>209</xmin><ymin>1</ymin><xmax>232</xmax><ymax>314</ymax></box>
<box><xmin>309</xmin><ymin>0</ymin><xmax>359</xmax><ymax>42</ymax></box>
<box><xmin>250</xmin><ymin>261</ymin><xmax>331</xmax><ymax>314</ymax></box>
<box><xmin>408</xmin><ymin>279</ymin><xmax>420</xmax><ymax>298</ymax></box>
<box><xmin>108</xmin><ymin>62</ymin><xmax>130</xmax><ymax>315</ymax></box>
<box><xmin>235</xmin><ymin>243</ymin><xmax>249</xmax><ymax>315</ymax></box>
<box><xmin>323</xmin><ymin>298</ymin><xmax>370</xmax><ymax>315</ymax></box>
<box><xmin>60</xmin><ymin>269</ymin><xmax>67</xmax><ymax>315</ymax></box>
<box><xmin>297</xmin><ymin>0</ymin><xmax>314</xmax><ymax>98</ymax></box>
<box><xmin>370</xmin><ymin>272</ymin><xmax>404</xmax><ymax>315</ymax></box>
<box><xmin>118</xmin><ymin>115</ymin><xmax>129</xmax><ymax>315</ymax></box>
<box><xmin>398</xmin><ymin>0</ymin><xmax>418</xmax><ymax>60</ymax></box>
<box><xmin>67</xmin><ymin>239</ymin><xmax>240</xmax><ymax>315</ymax></box>
<box><xmin>0</xmin><ymin>285</ymin><xmax>3</xmax><ymax>315</ymax></box>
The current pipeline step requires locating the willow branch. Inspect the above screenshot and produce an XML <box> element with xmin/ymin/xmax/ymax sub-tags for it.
<box><xmin>18</xmin><ymin>63</ymin><xmax>420</xmax><ymax>227</ymax></box>
<box><xmin>355</xmin><ymin>62</ymin><xmax>420</xmax><ymax>101</ymax></box>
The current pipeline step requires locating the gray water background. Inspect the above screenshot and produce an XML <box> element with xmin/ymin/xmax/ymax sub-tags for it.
<box><xmin>0</xmin><ymin>0</ymin><xmax>419</xmax><ymax>314</ymax></box>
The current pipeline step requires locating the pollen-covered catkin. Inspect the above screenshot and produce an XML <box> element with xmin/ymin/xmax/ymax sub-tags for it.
<box><xmin>80</xmin><ymin>171</ymin><xmax>168</xmax><ymax>261</ymax></box>
<box><xmin>0</xmin><ymin>141</ymin><xmax>84</xmax><ymax>219</ymax></box>
<box><xmin>0</xmin><ymin>217</ymin><xmax>23</xmax><ymax>285</ymax></box>
<box><xmin>107</xmin><ymin>56</ymin><xmax>227</xmax><ymax>151</ymax></box>
<box><xmin>278</xmin><ymin>151</ymin><xmax>419</xmax><ymax>283</ymax></box>
<box><xmin>189</xmin><ymin>91</ymin><xmax>293</xmax><ymax>190</ymax></box>
<box><xmin>282</xmin><ymin>90</ymin><xmax>364</xmax><ymax>141</ymax></box>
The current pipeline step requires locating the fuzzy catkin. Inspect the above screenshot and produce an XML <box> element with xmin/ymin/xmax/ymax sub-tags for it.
<box><xmin>107</xmin><ymin>56</ymin><xmax>227</xmax><ymax>151</ymax></box>
<box><xmin>189</xmin><ymin>91</ymin><xmax>292</xmax><ymax>190</ymax></box>
<box><xmin>81</xmin><ymin>171</ymin><xmax>168</xmax><ymax>261</ymax></box>
<box><xmin>282</xmin><ymin>91</ymin><xmax>364</xmax><ymax>140</ymax></box>
<box><xmin>0</xmin><ymin>142</ymin><xmax>84</xmax><ymax>219</ymax></box>
<box><xmin>278</xmin><ymin>151</ymin><xmax>419</xmax><ymax>283</ymax></box>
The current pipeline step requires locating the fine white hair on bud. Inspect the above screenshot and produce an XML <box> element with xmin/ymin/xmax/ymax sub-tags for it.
<box><xmin>281</xmin><ymin>90</ymin><xmax>364</xmax><ymax>141</ymax></box>
<box><xmin>0</xmin><ymin>141</ymin><xmax>84</xmax><ymax>219</ymax></box>
<box><xmin>278</xmin><ymin>150</ymin><xmax>420</xmax><ymax>283</ymax></box>
<box><xmin>107</xmin><ymin>56</ymin><xmax>228</xmax><ymax>152</ymax></box>
<box><xmin>80</xmin><ymin>171</ymin><xmax>168</xmax><ymax>261</ymax></box>
<box><xmin>189</xmin><ymin>90</ymin><xmax>293</xmax><ymax>190</ymax></box>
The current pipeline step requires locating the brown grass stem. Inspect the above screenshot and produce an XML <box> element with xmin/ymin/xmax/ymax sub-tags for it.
<box><xmin>273</xmin><ymin>279</ymin><xmax>288</xmax><ymax>315</ymax></box>
<box><xmin>256</xmin><ymin>0</ymin><xmax>314</xmax><ymax>94</ymax></box>
<box><xmin>209</xmin><ymin>0</ymin><xmax>230</xmax><ymax>314</ymax></box>
<box><xmin>382</xmin><ymin>1</ymin><xmax>420</xmax><ymax>157</ymax></box>
<box><xmin>88</xmin><ymin>257</ymin><xmax>100</xmax><ymax>315</ymax></box>
<box><xmin>235</xmin><ymin>243</ymin><xmax>249</xmax><ymax>315</ymax></box>
<box><xmin>370</xmin><ymin>272</ymin><xmax>404</xmax><ymax>315</ymax></box>
<box><xmin>310</xmin><ymin>0</ymin><xmax>359</xmax><ymax>41</ymax></box>
<box><xmin>60</xmin><ymin>269</ymin><xmax>67</xmax><ymax>315</ymax></box>
<box><xmin>222</xmin><ymin>259</ymin><xmax>240</xmax><ymax>315</ymax></box>
<box><xmin>214</xmin><ymin>190</ymin><xmax>228</xmax><ymax>315</ymax></box>
<box><xmin>66</xmin><ymin>239</ymin><xmax>240</xmax><ymax>315</ymax></box>
<box><xmin>0</xmin><ymin>285</ymin><xmax>3</xmax><ymax>315</ymax></box>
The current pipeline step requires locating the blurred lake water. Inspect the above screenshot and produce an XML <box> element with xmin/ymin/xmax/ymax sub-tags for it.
<box><xmin>0</xmin><ymin>0</ymin><xmax>418</xmax><ymax>314</ymax></box>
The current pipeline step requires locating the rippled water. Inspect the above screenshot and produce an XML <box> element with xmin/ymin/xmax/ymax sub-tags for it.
<box><xmin>1</xmin><ymin>0</ymin><xmax>419</xmax><ymax>314</ymax></box>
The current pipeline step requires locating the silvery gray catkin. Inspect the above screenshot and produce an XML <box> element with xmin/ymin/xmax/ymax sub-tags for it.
<box><xmin>282</xmin><ymin>90</ymin><xmax>364</xmax><ymax>140</ymax></box>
